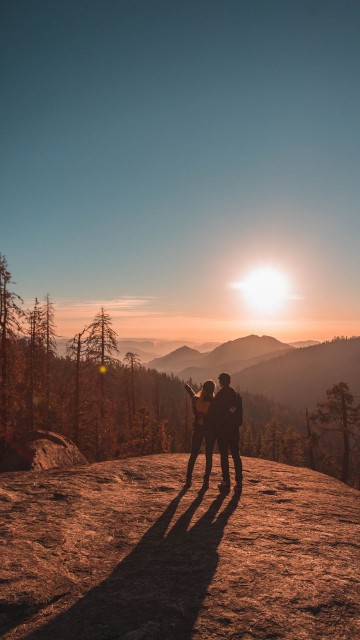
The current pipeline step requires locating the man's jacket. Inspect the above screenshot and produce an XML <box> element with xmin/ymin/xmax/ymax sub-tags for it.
<box><xmin>209</xmin><ymin>386</ymin><xmax>243</xmax><ymax>433</ymax></box>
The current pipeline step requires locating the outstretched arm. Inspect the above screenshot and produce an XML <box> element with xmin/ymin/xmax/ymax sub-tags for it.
<box><xmin>184</xmin><ymin>383</ymin><xmax>196</xmax><ymax>399</ymax></box>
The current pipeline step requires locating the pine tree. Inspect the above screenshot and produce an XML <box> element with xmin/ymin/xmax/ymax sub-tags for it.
<box><xmin>305</xmin><ymin>408</ymin><xmax>317</xmax><ymax>470</ymax></box>
<box><xmin>280</xmin><ymin>426</ymin><xmax>305</xmax><ymax>466</ymax></box>
<box><xmin>85</xmin><ymin>307</ymin><xmax>119</xmax><ymax>366</ymax></box>
<box><xmin>260</xmin><ymin>418</ymin><xmax>282</xmax><ymax>461</ymax></box>
<box><xmin>66</xmin><ymin>325</ymin><xmax>89</xmax><ymax>445</ymax></box>
<box><xmin>240</xmin><ymin>422</ymin><xmax>258</xmax><ymax>457</ymax></box>
<box><xmin>313</xmin><ymin>382</ymin><xmax>360</xmax><ymax>484</ymax></box>
<box><xmin>124</xmin><ymin>352</ymin><xmax>140</xmax><ymax>422</ymax></box>
<box><xmin>127</xmin><ymin>407</ymin><xmax>171</xmax><ymax>456</ymax></box>
<box><xmin>85</xmin><ymin>308</ymin><xmax>119</xmax><ymax>458</ymax></box>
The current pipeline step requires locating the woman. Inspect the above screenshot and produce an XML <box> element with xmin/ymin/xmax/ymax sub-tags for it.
<box><xmin>184</xmin><ymin>380</ymin><xmax>216</xmax><ymax>489</ymax></box>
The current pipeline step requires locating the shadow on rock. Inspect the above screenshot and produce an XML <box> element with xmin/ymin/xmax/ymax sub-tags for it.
<box><xmin>22</xmin><ymin>488</ymin><xmax>240</xmax><ymax>639</ymax></box>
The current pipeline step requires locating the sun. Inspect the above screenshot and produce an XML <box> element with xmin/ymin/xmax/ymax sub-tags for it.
<box><xmin>234</xmin><ymin>266</ymin><xmax>289</xmax><ymax>314</ymax></box>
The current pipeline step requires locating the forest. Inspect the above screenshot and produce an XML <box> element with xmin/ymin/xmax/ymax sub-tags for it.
<box><xmin>1</xmin><ymin>254</ymin><xmax>359</xmax><ymax>487</ymax></box>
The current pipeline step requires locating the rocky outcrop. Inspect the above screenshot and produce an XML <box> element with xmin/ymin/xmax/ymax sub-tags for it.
<box><xmin>0</xmin><ymin>430</ymin><xmax>88</xmax><ymax>472</ymax></box>
<box><xmin>0</xmin><ymin>455</ymin><xmax>359</xmax><ymax>639</ymax></box>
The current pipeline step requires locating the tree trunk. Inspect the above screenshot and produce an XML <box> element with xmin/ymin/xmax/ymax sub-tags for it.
<box><xmin>154</xmin><ymin>377</ymin><xmax>160</xmax><ymax>422</ymax></box>
<box><xmin>306</xmin><ymin>409</ymin><xmax>316</xmax><ymax>470</ymax></box>
<box><xmin>45</xmin><ymin>303</ymin><xmax>51</xmax><ymax>424</ymax></box>
<box><xmin>1</xmin><ymin>282</ymin><xmax>8</xmax><ymax>435</ymax></box>
<box><xmin>130</xmin><ymin>361</ymin><xmax>135</xmax><ymax>417</ymax></box>
<box><xmin>340</xmin><ymin>391</ymin><xmax>350</xmax><ymax>483</ymax></box>
<box><xmin>29</xmin><ymin>312</ymin><xmax>35</xmax><ymax>431</ymax></box>
<box><xmin>73</xmin><ymin>334</ymin><xmax>81</xmax><ymax>445</ymax></box>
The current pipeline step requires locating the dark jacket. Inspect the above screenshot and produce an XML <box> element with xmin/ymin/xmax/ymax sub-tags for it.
<box><xmin>209</xmin><ymin>386</ymin><xmax>243</xmax><ymax>433</ymax></box>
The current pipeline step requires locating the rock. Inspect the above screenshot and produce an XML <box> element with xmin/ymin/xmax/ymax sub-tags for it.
<box><xmin>0</xmin><ymin>430</ymin><xmax>88</xmax><ymax>472</ymax></box>
<box><xmin>0</xmin><ymin>455</ymin><xmax>359</xmax><ymax>640</ymax></box>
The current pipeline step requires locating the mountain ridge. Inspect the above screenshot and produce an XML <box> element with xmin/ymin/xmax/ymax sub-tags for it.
<box><xmin>148</xmin><ymin>345</ymin><xmax>203</xmax><ymax>371</ymax></box>
<box><xmin>232</xmin><ymin>337</ymin><xmax>360</xmax><ymax>409</ymax></box>
<box><xmin>147</xmin><ymin>334</ymin><xmax>293</xmax><ymax>381</ymax></box>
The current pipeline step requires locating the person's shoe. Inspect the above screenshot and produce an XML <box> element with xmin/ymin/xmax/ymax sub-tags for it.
<box><xmin>218</xmin><ymin>480</ymin><xmax>230</xmax><ymax>492</ymax></box>
<box><xmin>234</xmin><ymin>482</ymin><xmax>242</xmax><ymax>494</ymax></box>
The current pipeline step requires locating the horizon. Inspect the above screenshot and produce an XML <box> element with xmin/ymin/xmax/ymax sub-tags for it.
<box><xmin>2</xmin><ymin>1</ymin><xmax>360</xmax><ymax>344</ymax></box>
<box><xmin>20</xmin><ymin>294</ymin><xmax>360</xmax><ymax>344</ymax></box>
<box><xmin>54</xmin><ymin>326</ymin><xmax>357</xmax><ymax>348</ymax></box>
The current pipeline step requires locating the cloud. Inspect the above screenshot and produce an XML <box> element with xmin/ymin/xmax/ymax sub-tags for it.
<box><xmin>54</xmin><ymin>297</ymin><xmax>157</xmax><ymax>312</ymax></box>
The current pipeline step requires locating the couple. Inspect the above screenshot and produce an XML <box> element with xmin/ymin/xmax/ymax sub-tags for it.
<box><xmin>185</xmin><ymin>372</ymin><xmax>243</xmax><ymax>493</ymax></box>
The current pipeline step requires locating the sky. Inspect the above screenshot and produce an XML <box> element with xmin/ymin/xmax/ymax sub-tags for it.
<box><xmin>1</xmin><ymin>0</ymin><xmax>360</xmax><ymax>343</ymax></box>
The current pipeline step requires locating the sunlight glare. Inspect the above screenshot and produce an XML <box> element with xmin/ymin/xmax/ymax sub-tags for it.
<box><xmin>234</xmin><ymin>267</ymin><xmax>289</xmax><ymax>314</ymax></box>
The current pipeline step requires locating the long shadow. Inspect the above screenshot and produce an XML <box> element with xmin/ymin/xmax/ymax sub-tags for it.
<box><xmin>20</xmin><ymin>488</ymin><xmax>240</xmax><ymax>640</ymax></box>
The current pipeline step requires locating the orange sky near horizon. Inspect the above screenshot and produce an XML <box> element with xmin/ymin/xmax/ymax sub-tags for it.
<box><xmin>22</xmin><ymin>255</ymin><xmax>359</xmax><ymax>346</ymax></box>
<box><xmin>48</xmin><ymin>259</ymin><xmax>359</xmax><ymax>344</ymax></box>
<box><xmin>53</xmin><ymin>302</ymin><xmax>359</xmax><ymax>344</ymax></box>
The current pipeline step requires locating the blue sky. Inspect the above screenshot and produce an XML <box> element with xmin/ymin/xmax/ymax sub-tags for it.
<box><xmin>1</xmin><ymin>0</ymin><xmax>360</xmax><ymax>340</ymax></box>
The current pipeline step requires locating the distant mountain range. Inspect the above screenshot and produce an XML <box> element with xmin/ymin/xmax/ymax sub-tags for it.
<box><xmin>55</xmin><ymin>333</ymin><xmax>360</xmax><ymax>412</ymax></box>
<box><xmin>55</xmin><ymin>338</ymin><xmax>220</xmax><ymax>360</ymax></box>
<box><xmin>288</xmin><ymin>340</ymin><xmax>320</xmax><ymax>348</ymax></box>
<box><xmin>232</xmin><ymin>337</ymin><xmax>360</xmax><ymax>409</ymax></box>
<box><xmin>146</xmin><ymin>335</ymin><xmax>360</xmax><ymax>411</ymax></box>
<box><xmin>147</xmin><ymin>334</ymin><xmax>293</xmax><ymax>382</ymax></box>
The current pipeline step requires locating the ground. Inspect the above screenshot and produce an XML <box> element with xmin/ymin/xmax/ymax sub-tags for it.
<box><xmin>0</xmin><ymin>454</ymin><xmax>359</xmax><ymax>640</ymax></box>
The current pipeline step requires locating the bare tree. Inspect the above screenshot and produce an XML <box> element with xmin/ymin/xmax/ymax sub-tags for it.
<box><xmin>0</xmin><ymin>254</ymin><xmax>23</xmax><ymax>436</ymax></box>
<box><xmin>67</xmin><ymin>325</ymin><xmax>89</xmax><ymax>445</ymax></box>
<box><xmin>124</xmin><ymin>352</ymin><xmax>140</xmax><ymax>422</ymax></box>
<box><xmin>43</xmin><ymin>294</ymin><xmax>57</xmax><ymax>423</ymax></box>
<box><xmin>85</xmin><ymin>308</ymin><xmax>119</xmax><ymax>458</ymax></box>
<box><xmin>27</xmin><ymin>298</ymin><xmax>46</xmax><ymax>430</ymax></box>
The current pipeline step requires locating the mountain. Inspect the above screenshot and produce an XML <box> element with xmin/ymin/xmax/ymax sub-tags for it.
<box><xmin>148</xmin><ymin>335</ymin><xmax>293</xmax><ymax>382</ymax></box>
<box><xmin>232</xmin><ymin>337</ymin><xmax>360</xmax><ymax>409</ymax></box>
<box><xmin>56</xmin><ymin>338</ymin><xmax>221</xmax><ymax>361</ymax></box>
<box><xmin>1</xmin><ymin>455</ymin><xmax>359</xmax><ymax>639</ymax></box>
<box><xmin>196</xmin><ymin>341</ymin><xmax>221</xmax><ymax>352</ymax></box>
<box><xmin>147</xmin><ymin>345</ymin><xmax>203</xmax><ymax>373</ymax></box>
<box><xmin>195</xmin><ymin>334</ymin><xmax>292</xmax><ymax>368</ymax></box>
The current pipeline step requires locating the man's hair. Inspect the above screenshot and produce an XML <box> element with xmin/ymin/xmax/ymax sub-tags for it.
<box><xmin>218</xmin><ymin>372</ymin><xmax>231</xmax><ymax>386</ymax></box>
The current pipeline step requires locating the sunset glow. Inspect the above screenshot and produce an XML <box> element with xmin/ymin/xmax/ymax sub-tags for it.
<box><xmin>233</xmin><ymin>267</ymin><xmax>290</xmax><ymax>315</ymax></box>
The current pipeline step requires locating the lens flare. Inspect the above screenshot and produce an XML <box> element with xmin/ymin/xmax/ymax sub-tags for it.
<box><xmin>99</xmin><ymin>365</ymin><xmax>107</xmax><ymax>374</ymax></box>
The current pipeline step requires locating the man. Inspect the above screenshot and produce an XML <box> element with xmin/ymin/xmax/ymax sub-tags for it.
<box><xmin>211</xmin><ymin>372</ymin><xmax>243</xmax><ymax>493</ymax></box>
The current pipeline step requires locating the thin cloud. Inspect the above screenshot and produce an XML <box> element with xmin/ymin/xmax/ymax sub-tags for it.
<box><xmin>54</xmin><ymin>297</ymin><xmax>157</xmax><ymax>312</ymax></box>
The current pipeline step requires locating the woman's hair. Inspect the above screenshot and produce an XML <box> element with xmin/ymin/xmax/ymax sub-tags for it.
<box><xmin>199</xmin><ymin>379</ymin><xmax>215</xmax><ymax>400</ymax></box>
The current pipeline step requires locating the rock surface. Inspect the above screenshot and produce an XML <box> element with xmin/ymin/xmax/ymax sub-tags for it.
<box><xmin>0</xmin><ymin>430</ymin><xmax>88</xmax><ymax>472</ymax></box>
<box><xmin>0</xmin><ymin>454</ymin><xmax>359</xmax><ymax>640</ymax></box>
